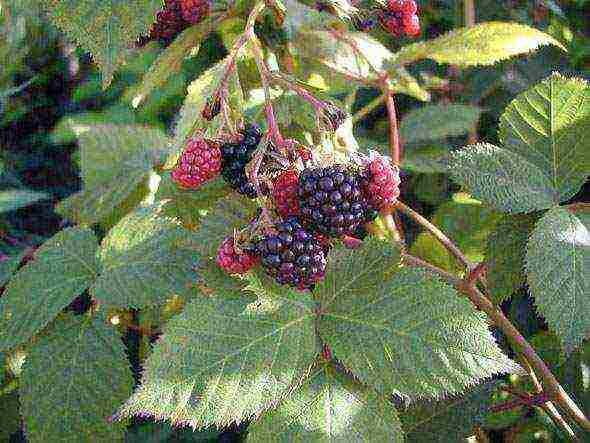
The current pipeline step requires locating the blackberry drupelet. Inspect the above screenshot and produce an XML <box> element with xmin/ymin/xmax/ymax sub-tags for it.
<box><xmin>172</xmin><ymin>137</ymin><xmax>221</xmax><ymax>189</ymax></box>
<box><xmin>220</xmin><ymin>123</ymin><xmax>263</xmax><ymax>198</ymax></box>
<box><xmin>297</xmin><ymin>165</ymin><xmax>378</xmax><ymax>237</ymax></box>
<box><xmin>257</xmin><ymin>218</ymin><xmax>328</xmax><ymax>289</ymax></box>
<box><xmin>272</xmin><ymin>170</ymin><xmax>300</xmax><ymax>218</ymax></box>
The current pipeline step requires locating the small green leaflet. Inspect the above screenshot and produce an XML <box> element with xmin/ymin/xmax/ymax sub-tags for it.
<box><xmin>499</xmin><ymin>73</ymin><xmax>590</xmax><ymax>203</ymax></box>
<box><xmin>450</xmin><ymin>143</ymin><xmax>555</xmax><ymax>213</ymax></box>
<box><xmin>117</xmin><ymin>292</ymin><xmax>318</xmax><ymax>427</ymax></box>
<box><xmin>394</xmin><ymin>22</ymin><xmax>564</xmax><ymax>66</ymax></box>
<box><xmin>40</xmin><ymin>0</ymin><xmax>161</xmax><ymax>88</ymax></box>
<box><xmin>192</xmin><ymin>195</ymin><xmax>258</xmax><ymax>259</ymax></box>
<box><xmin>526</xmin><ymin>206</ymin><xmax>590</xmax><ymax>353</ymax></box>
<box><xmin>0</xmin><ymin>227</ymin><xmax>99</xmax><ymax>352</ymax></box>
<box><xmin>20</xmin><ymin>314</ymin><xmax>133</xmax><ymax>442</ymax></box>
<box><xmin>485</xmin><ymin>214</ymin><xmax>538</xmax><ymax>303</ymax></box>
<box><xmin>0</xmin><ymin>190</ymin><xmax>49</xmax><ymax>213</ymax></box>
<box><xmin>248</xmin><ymin>363</ymin><xmax>404</xmax><ymax>442</ymax></box>
<box><xmin>316</xmin><ymin>239</ymin><xmax>518</xmax><ymax>399</ymax></box>
<box><xmin>91</xmin><ymin>205</ymin><xmax>200</xmax><ymax>308</ymax></box>
<box><xmin>157</xmin><ymin>173</ymin><xmax>230</xmax><ymax>230</ymax></box>
<box><xmin>399</xmin><ymin>104</ymin><xmax>481</xmax><ymax>144</ymax></box>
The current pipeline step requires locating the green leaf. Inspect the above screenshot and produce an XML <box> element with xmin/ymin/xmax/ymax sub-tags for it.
<box><xmin>486</xmin><ymin>214</ymin><xmax>538</xmax><ymax>303</ymax></box>
<box><xmin>402</xmin><ymin>146</ymin><xmax>450</xmax><ymax>174</ymax></box>
<box><xmin>0</xmin><ymin>227</ymin><xmax>99</xmax><ymax>351</ymax></box>
<box><xmin>171</xmin><ymin>56</ymin><xmax>245</xmax><ymax>165</ymax></box>
<box><xmin>79</xmin><ymin>124</ymin><xmax>168</xmax><ymax>190</ymax></box>
<box><xmin>91</xmin><ymin>205</ymin><xmax>199</xmax><ymax>308</ymax></box>
<box><xmin>157</xmin><ymin>173</ymin><xmax>230</xmax><ymax>229</ymax></box>
<box><xmin>41</xmin><ymin>0</ymin><xmax>162</xmax><ymax>87</ymax></box>
<box><xmin>450</xmin><ymin>143</ymin><xmax>556</xmax><ymax>213</ymax></box>
<box><xmin>192</xmin><ymin>195</ymin><xmax>258</xmax><ymax>259</ymax></box>
<box><xmin>499</xmin><ymin>73</ymin><xmax>590</xmax><ymax>203</ymax></box>
<box><xmin>248</xmin><ymin>363</ymin><xmax>403</xmax><ymax>442</ymax></box>
<box><xmin>0</xmin><ymin>251</ymin><xmax>25</xmax><ymax>287</ymax></box>
<box><xmin>526</xmin><ymin>206</ymin><xmax>590</xmax><ymax>353</ymax></box>
<box><xmin>126</xmin><ymin>22</ymin><xmax>213</xmax><ymax>108</ymax></box>
<box><xmin>399</xmin><ymin>104</ymin><xmax>481</xmax><ymax>144</ymax></box>
<box><xmin>20</xmin><ymin>314</ymin><xmax>133</xmax><ymax>442</ymax></box>
<box><xmin>394</xmin><ymin>22</ymin><xmax>564</xmax><ymax>66</ymax></box>
<box><xmin>0</xmin><ymin>392</ymin><xmax>20</xmax><ymax>442</ymax></box>
<box><xmin>0</xmin><ymin>189</ymin><xmax>48</xmax><ymax>213</ymax></box>
<box><xmin>117</xmin><ymin>292</ymin><xmax>318</xmax><ymax>427</ymax></box>
<box><xmin>58</xmin><ymin>124</ymin><xmax>169</xmax><ymax>225</ymax></box>
<box><xmin>400</xmin><ymin>382</ymin><xmax>494</xmax><ymax>442</ymax></box>
<box><xmin>295</xmin><ymin>31</ymin><xmax>389</xmax><ymax>82</ymax></box>
<box><xmin>317</xmin><ymin>240</ymin><xmax>517</xmax><ymax>398</ymax></box>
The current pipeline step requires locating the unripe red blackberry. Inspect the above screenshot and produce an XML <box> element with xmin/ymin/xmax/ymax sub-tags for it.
<box><xmin>388</xmin><ymin>0</ymin><xmax>417</xmax><ymax>14</ymax></box>
<box><xmin>217</xmin><ymin>237</ymin><xmax>258</xmax><ymax>274</ymax></box>
<box><xmin>360</xmin><ymin>154</ymin><xmax>401</xmax><ymax>211</ymax></box>
<box><xmin>142</xmin><ymin>0</ymin><xmax>188</xmax><ymax>45</ymax></box>
<box><xmin>172</xmin><ymin>137</ymin><xmax>221</xmax><ymax>189</ymax></box>
<box><xmin>180</xmin><ymin>0</ymin><xmax>210</xmax><ymax>24</ymax></box>
<box><xmin>297</xmin><ymin>165</ymin><xmax>378</xmax><ymax>238</ymax></box>
<box><xmin>402</xmin><ymin>14</ymin><xmax>421</xmax><ymax>37</ymax></box>
<box><xmin>256</xmin><ymin>218</ymin><xmax>328</xmax><ymax>289</ymax></box>
<box><xmin>220</xmin><ymin>123</ymin><xmax>263</xmax><ymax>198</ymax></box>
<box><xmin>272</xmin><ymin>170</ymin><xmax>300</xmax><ymax>219</ymax></box>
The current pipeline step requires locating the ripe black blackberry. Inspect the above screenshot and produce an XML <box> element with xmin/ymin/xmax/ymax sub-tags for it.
<box><xmin>297</xmin><ymin>165</ymin><xmax>379</xmax><ymax>237</ymax></box>
<box><xmin>257</xmin><ymin>218</ymin><xmax>328</xmax><ymax>289</ymax></box>
<box><xmin>220</xmin><ymin>124</ymin><xmax>263</xmax><ymax>198</ymax></box>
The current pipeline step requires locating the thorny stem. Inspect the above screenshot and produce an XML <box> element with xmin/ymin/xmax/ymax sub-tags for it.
<box><xmin>269</xmin><ymin>73</ymin><xmax>327</xmax><ymax>113</ymax></box>
<box><xmin>384</xmin><ymin>89</ymin><xmax>401</xmax><ymax>166</ymax></box>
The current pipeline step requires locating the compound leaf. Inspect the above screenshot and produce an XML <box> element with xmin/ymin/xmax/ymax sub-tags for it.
<box><xmin>117</xmin><ymin>292</ymin><xmax>317</xmax><ymax>427</ymax></box>
<box><xmin>526</xmin><ymin>206</ymin><xmax>590</xmax><ymax>353</ymax></box>
<box><xmin>486</xmin><ymin>214</ymin><xmax>538</xmax><ymax>303</ymax></box>
<box><xmin>499</xmin><ymin>73</ymin><xmax>590</xmax><ymax>203</ymax></box>
<box><xmin>20</xmin><ymin>314</ymin><xmax>133</xmax><ymax>442</ymax></box>
<box><xmin>450</xmin><ymin>143</ymin><xmax>556</xmax><ymax>213</ymax></box>
<box><xmin>40</xmin><ymin>0</ymin><xmax>161</xmax><ymax>87</ymax></box>
<box><xmin>317</xmin><ymin>240</ymin><xmax>517</xmax><ymax>399</ymax></box>
<box><xmin>92</xmin><ymin>205</ymin><xmax>199</xmax><ymax>308</ymax></box>
<box><xmin>0</xmin><ymin>227</ymin><xmax>99</xmax><ymax>351</ymax></box>
<box><xmin>399</xmin><ymin>104</ymin><xmax>481</xmax><ymax>144</ymax></box>
<box><xmin>248</xmin><ymin>363</ymin><xmax>403</xmax><ymax>442</ymax></box>
<box><xmin>394</xmin><ymin>22</ymin><xmax>564</xmax><ymax>66</ymax></box>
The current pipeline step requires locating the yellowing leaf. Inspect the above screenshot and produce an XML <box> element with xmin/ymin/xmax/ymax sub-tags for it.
<box><xmin>394</xmin><ymin>22</ymin><xmax>565</xmax><ymax>67</ymax></box>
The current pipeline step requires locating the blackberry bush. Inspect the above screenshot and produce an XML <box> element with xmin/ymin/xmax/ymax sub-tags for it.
<box><xmin>3</xmin><ymin>0</ymin><xmax>588</xmax><ymax>441</ymax></box>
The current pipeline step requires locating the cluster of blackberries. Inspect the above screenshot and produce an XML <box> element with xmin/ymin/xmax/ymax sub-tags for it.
<box><xmin>171</xmin><ymin>123</ymin><xmax>400</xmax><ymax>289</ymax></box>
<box><xmin>172</xmin><ymin>124</ymin><xmax>262</xmax><ymax>197</ymax></box>
<box><xmin>139</xmin><ymin>0</ymin><xmax>210</xmax><ymax>46</ymax></box>
<box><xmin>354</xmin><ymin>0</ymin><xmax>420</xmax><ymax>38</ymax></box>
<box><xmin>213</xmin><ymin>154</ymin><xmax>400</xmax><ymax>290</ymax></box>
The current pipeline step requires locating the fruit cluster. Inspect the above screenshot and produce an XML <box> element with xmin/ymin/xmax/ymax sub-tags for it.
<box><xmin>172</xmin><ymin>124</ymin><xmax>400</xmax><ymax>289</ymax></box>
<box><xmin>139</xmin><ymin>0</ymin><xmax>210</xmax><ymax>46</ymax></box>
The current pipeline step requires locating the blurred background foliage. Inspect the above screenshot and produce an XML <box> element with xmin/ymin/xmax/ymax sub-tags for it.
<box><xmin>0</xmin><ymin>0</ymin><xmax>588</xmax><ymax>441</ymax></box>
